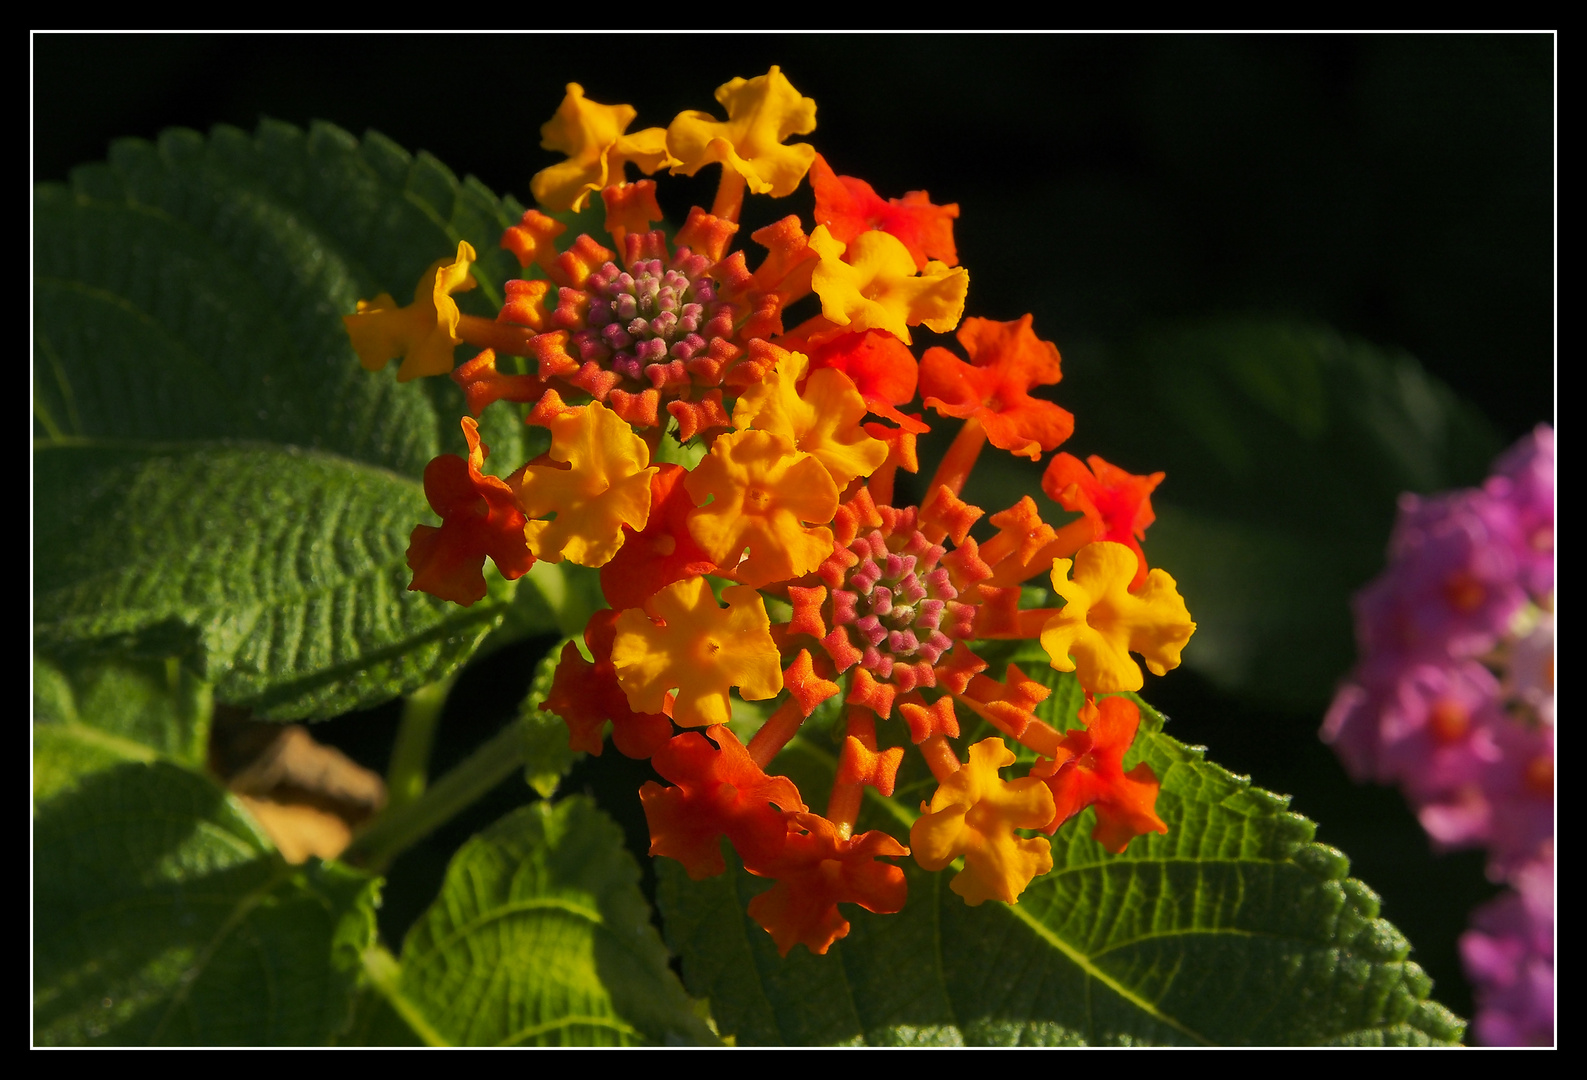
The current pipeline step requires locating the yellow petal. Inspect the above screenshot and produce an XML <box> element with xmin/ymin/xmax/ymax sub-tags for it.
<box><xmin>684</xmin><ymin>429</ymin><xmax>838</xmax><ymax>588</ymax></box>
<box><xmin>515</xmin><ymin>401</ymin><xmax>656</xmax><ymax>567</ymax></box>
<box><xmin>342</xmin><ymin>242</ymin><xmax>476</xmax><ymax>381</ymax></box>
<box><xmin>666</xmin><ymin>66</ymin><xmax>817</xmax><ymax>197</ymax></box>
<box><xmin>910</xmin><ymin>738</ymin><xmax>1054</xmax><ymax>906</ymax></box>
<box><xmin>809</xmin><ymin>225</ymin><xmax>967</xmax><ymax>345</ymax></box>
<box><xmin>1041</xmin><ymin>542</ymin><xmax>1195</xmax><ymax>694</ymax></box>
<box><xmin>611</xmin><ymin>578</ymin><xmax>782</xmax><ymax>726</ymax></box>
<box><xmin>732</xmin><ymin>351</ymin><xmax>887</xmax><ymax>487</ymax></box>
<box><xmin>532</xmin><ymin>83</ymin><xmax>673</xmax><ymax>212</ymax></box>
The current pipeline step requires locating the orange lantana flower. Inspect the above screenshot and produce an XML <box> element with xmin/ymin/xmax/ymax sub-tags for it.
<box><xmin>666</xmin><ymin>66</ymin><xmax>818</xmax><ymax>199</ymax></box>
<box><xmin>910</xmin><ymin>737</ymin><xmax>1055</xmax><ymax>905</ymax></box>
<box><xmin>531</xmin><ymin>83</ymin><xmax>674</xmax><ymax>213</ymax></box>
<box><xmin>685</xmin><ymin>429</ymin><xmax>839</xmax><ymax>588</ymax></box>
<box><xmin>598</xmin><ymin>464</ymin><xmax>717</xmax><ymax>611</ymax></box>
<box><xmin>639</xmin><ymin>725</ymin><xmax>805</xmax><ymax>878</ymax></box>
<box><xmin>611</xmin><ymin>577</ymin><xmax>783</xmax><ymax>727</ymax></box>
<box><xmin>541</xmin><ymin>610</ymin><xmax>672</xmax><ymax>760</ymax></box>
<box><xmin>801</xmin><ymin>329</ymin><xmax>928</xmax><ymax>433</ymax></box>
<box><xmin>1043</xmin><ymin>452</ymin><xmax>1164</xmax><ymax>590</ymax></box>
<box><xmin>920</xmin><ymin>314</ymin><xmax>1074</xmax><ymax>459</ymax></box>
<box><xmin>343</xmin><ymin>242</ymin><xmax>476</xmax><ymax>382</ymax></box>
<box><xmin>809</xmin><ymin>153</ymin><xmax>959</xmax><ymax>271</ymax></box>
<box><xmin>406</xmin><ymin>416</ymin><xmax>534</xmax><ymax>606</ymax></box>
<box><xmin>1032</xmin><ymin>696</ymin><xmax>1167</xmax><ymax>853</ymax></box>
<box><xmin>744</xmin><ymin>812</ymin><xmax>908</xmax><ymax>956</ymax></box>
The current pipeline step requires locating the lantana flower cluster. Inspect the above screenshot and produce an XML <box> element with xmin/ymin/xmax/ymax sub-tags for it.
<box><xmin>1322</xmin><ymin>425</ymin><xmax>1554</xmax><ymax>1046</ymax></box>
<box><xmin>345</xmin><ymin>69</ymin><xmax>1195</xmax><ymax>957</ymax></box>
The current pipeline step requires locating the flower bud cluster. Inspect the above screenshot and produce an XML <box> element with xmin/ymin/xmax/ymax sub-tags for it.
<box><xmin>580</xmin><ymin>253</ymin><xmax>730</xmax><ymax>385</ymax></box>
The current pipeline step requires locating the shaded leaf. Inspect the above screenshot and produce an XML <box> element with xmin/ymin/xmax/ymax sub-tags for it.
<box><xmin>33</xmin><ymin>121</ymin><xmax>550</xmax><ymax>717</ymax></box>
<box><xmin>658</xmin><ymin>653</ymin><xmax>1463</xmax><ymax>1046</ymax></box>
<box><xmin>339</xmin><ymin>947</ymin><xmax>433</xmax><ymax>1047</ymax></box>
<box><xmin>389</xmin><ymin>798</ymin><xmax>716</xmax><ymax>1046</ymax></box>
<box><xmin>35</xmin><ymin>441</ymin><xmax>507</xmax><ymax>720</ymax></box>
<box><xmin>34</xmin><ymin>120</ymin><xmax>526</xmax><ymax>470</ymax></box>
<box><xmin>33</xmin><ymin>652</ymin><xmax>213</xmax><ymax>807</ymax></box>
<box><xmin>33</xmin><ymin>762</ymin><xmax>379</xmax><ymax>1045</ymax></box>
<box><xmin>1062</xmin><ymin>318</ymin><xmax>1501</xmax><ymax>712</ymax></box>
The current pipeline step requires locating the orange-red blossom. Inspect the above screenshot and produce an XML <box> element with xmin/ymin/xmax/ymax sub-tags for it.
<box><xmin>347</xmin><ymin>67</ymin><xmax>1202</xmax><ymax>959</ymax></box>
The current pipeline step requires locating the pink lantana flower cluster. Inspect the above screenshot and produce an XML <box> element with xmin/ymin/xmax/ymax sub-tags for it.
<box><xmin>1322</xmin><ymin>424</ymin><xmax>1554</xmax><ymax>1046</ymax></box>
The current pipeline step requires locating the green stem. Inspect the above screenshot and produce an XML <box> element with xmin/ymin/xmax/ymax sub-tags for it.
<box><xmin>348</xmin><ymin>717</ymin><xmax>526</xmax><ymax>873</ymax></box>
<box><xmin>361</xmin><ymin>945</ymin><xmax>449</xmax><ymax>1047</ymax></box>
<box><xmin>384</xmin><ymin>675</ymin><xmax>456</xmax><ymax>813</ymax></box>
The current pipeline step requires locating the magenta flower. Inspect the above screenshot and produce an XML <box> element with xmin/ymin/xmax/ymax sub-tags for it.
<box><xmin>1486</xmin><ymin>423</ymin><xmax>1555</xmax><ymax>598</ymax></box>
<box><xmin>1353</xmin><ymin>487</ymin><xmax>1527</xmax><ymax>663</ymax></box>
<box><xmin>1460</xmin><ymin>849</ymin><xmax>1554</xmax><ymax>1046</ymax></box>
<box><xmin>1323</xmin><ymin>424</ymin><xmax>1554</xmax><ymax>1046</ymax></box>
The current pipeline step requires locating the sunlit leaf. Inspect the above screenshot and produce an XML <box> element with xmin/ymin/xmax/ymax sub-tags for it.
<box><xmin>35</xmin><ymin>442</ymin><xmax>508</xmax><ymax>720</ymax></box>
<box><xmin>385</xmin><ymin>798</ymin><xmax>717</xmax><ymax>1046</ymax></box>
<box><xmin>658</xmin><ymin>653</ymin><xmax>1463</xmax><ymax>1046</ymax></box>
<box><xmin>518</xmin><ymin>638</ymin><xmax>583</xmax><ymax>800</ymax></box>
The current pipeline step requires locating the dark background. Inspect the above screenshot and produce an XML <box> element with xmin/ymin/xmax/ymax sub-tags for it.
<box><xmin>34</xmin><ymin>32</ymin><xmax>1554</xmax><ymax>1029</ymax></box>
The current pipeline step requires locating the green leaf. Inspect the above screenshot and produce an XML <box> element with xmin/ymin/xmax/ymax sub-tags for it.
<box><xmin>34</xmin><ymin>121</ymin><xmax>538</xmax><ymax>716</ymax></box>
<box><xmin>33</xmin><ymin>652</ymin><xmax>212</xmax><ymax>807</ymax></box>
<box><xmin>33</xmin><ymin>761</ymin><xmax>379</xmax><ymax>1046</ymax></box>
<box><xmin>340</xmin><ymin>978</ymin><xmax>428</xmax><ymax>1046</ymax></box>
<box><xmin>385</xmin><ymin>798</ymin><xmax>717</xmax><ymax>1046</ymax></box>
<box><xmin>34</xmin><ymin>121</ymin><xmax>526</xmax><ymax>470</ymax></box>
<box><xmin>1063</xmin><ymin>318</ymin><xmax>1501</xmax><ymax>712</ymax></box>
<box><xmin>35</xmin><ymin>441</ymin><xmax>508</xmax><ymax>720</ymax></box>
<box><xmin>657</xmin><ymin>655</ymin><xmax>1463</xmax><ymax>1046</ymax></box>
<box><xmin>519</xmin><ymin>638</ymin><xmax>584</xmax><ymax>800</ymax></box>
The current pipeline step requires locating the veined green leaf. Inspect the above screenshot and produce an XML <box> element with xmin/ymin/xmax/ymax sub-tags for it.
<box><xmin>33</xmin><ymin>761</ymin><xmax>379</xmax><ymax>1046</ymax></box>
<box><xmin>34</xmin><ymin>441</ymin><xmax>507</xmax><ymax>720</ymax></box>
<box><xmin>33</xmin><ymin>121</ymin><xmax>546</xmax><ymax>716</ymax></box>
<box><xmin>658</xmin><ymin>655</ymin><xmax>1463</xmax><ymax>1046</ymax></box>
<box><xmin>386</xmin><ymin>798</ymin><xmax>717</xmax><ymax>1046</ymax></box>
<box><xmin>33</xmin><ymin>652</ymin><xmax>212</xmax><ymax>807</ymax></box>
<box><xmin>34</xmin><ymin>120</ymin><xmax>527</xmax><ymax>471</ymax></box>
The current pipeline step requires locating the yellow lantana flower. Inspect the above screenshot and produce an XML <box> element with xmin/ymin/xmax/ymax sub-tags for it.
<box><xmin>666</xmin><ymin>66</ymin><xmax>818</xmax><ymax>198</ymax></box>
<box><xmin>532</xmin><ymin>83</ymin><xmax>675</xmax><ymax>213</ymax></box>
<box><xmin>513</xmin><ymin>401</ymin><xmax>656</xmax><ymax>567</ymax></box>
<box><xmin>684</xmin><ymin>429</ymin><xmax>839</xmax><ymax>589</ymax></box>
<box><xmin>808</xmin><ymin>225</ymin><xmax>967</xmax><ymax>345</ymax></box>
<box><xmin>731</xmin><ymin>350</ymin><xmax>887</xmax><ymax>488</ymax></box>
<box><xmin>611</xmin><ymin>577</ymin><xmax>783</xmax><ymax>727</ymax></box>
<box><xmin>1041</xmin><ymin>541</ymin><xmax>1196</xmax><ymax>694</ymax></box>
<box><xmin>342</xmin><ymin>242</ymin><xmax>476</xmax><ymax>382</ymax></box>
<box><xmin>911</xmin><ymin>738</ymin><xmax>1055</xmax><ymax>905</ymax></box>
